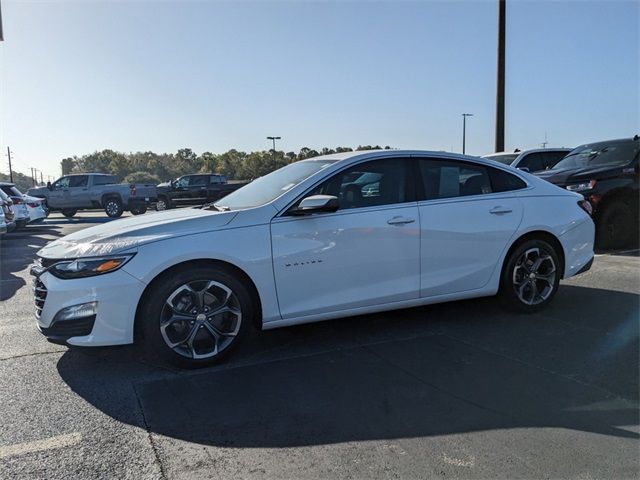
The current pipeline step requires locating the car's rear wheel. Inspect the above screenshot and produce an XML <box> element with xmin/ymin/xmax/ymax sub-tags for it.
<box><xmin>596</xmin><ymin>200</ymin><xmax>635</xmax><ymax>250</ymax></box>
<box><xmin>104</xmin><ymin>198</ymin><xmax>123</xmax><ymax>218</ymax></box>
<box><xmin>139</xmin><ymin>265</ymin><xmax>254</xmax><ymax>368</ymax></box>
<box><xmin>130</xmin><ymin>204</ymin><xmax>147</xmax><ymax>215</ymax></box>
<box><xmin>499</xmin><ymin>239</ymin><xmax>560</xmax><ymax>313</ymax></box>
<box><xmin>61</xmin><ymin>208</ymin><xmax>77</xmax><ymax>218</ymax></box>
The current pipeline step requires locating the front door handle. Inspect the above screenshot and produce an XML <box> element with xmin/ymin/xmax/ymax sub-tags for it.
<box><xmin>387</xmin><ymin>216</ymin><xmax>415</xmax><ymax>225</ymax></box>
<box><xmin>490</xmin><ymin>206</ymin><xmax>513</xmax><ymax>215</ymax></box>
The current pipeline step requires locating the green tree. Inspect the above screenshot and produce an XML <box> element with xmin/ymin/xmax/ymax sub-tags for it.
<box><xmin>60</xmin><ymin>157</ymin><xmax>77</xmax><ymax>175</ymax></box>
<box><xmin>124</xmin><ymin>171</ymin><xmax>162</xmax><ymax>184</ymax></box>
<box><xmin>199</xmin><ymin>151</ymin><xmax>218</xmax><ymax>173</ymax></box>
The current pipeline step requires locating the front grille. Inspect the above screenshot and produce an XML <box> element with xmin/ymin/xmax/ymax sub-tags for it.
<box><xmin>40</xmin><ymin>316</ymin><xmax>96</xmax><ymax>338</ymax></box>
<box><xmin>34</xmin><ymin>278</ymin><xmax>48</xmax><ymax>318</ymax></box>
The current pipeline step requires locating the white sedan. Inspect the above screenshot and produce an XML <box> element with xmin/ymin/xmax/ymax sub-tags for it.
<box><xmin>31</xmin><ymin>150</ymin><xmax>595</xmax><ymax>367</ymax></box>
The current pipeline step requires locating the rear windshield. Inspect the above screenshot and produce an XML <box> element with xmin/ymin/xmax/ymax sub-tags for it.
<box><xmin>553</xmin><ymin>140</ymin><xmax>639</xmax><ymax>170</ymax></box>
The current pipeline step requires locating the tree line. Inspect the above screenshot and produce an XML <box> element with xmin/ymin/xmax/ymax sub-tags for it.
<box><xmin>58</xmin><ymin>146</ymin><xmax>393</xmax><ymax>185</ymax></box>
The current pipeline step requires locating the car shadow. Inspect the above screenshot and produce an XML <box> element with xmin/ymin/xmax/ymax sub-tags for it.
<box><xmin>56</xmin><ymin>284</ymin><xmax>639</xmax><ymax>448</ymax></box>
<box><xmin>0</xmin><ymin>222</ymin><xmax>64</xmax><ymax>301</ymax></box>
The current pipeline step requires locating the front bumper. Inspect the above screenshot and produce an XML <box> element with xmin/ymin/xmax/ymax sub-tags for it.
<box><xmin>32</xmin><ymin>268</ymin><xmax>146</xmax><ymax>346</ymax></box>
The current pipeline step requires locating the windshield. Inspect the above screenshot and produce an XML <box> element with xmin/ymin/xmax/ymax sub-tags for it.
<box><xmin>552</xmin><ymin>140</ymin><xmax>639</xmax><ymax>170</ymax></box>
<box><xmin>217</xmin><ymin>160</ymin><xmax>336</xmax><ymax>209</ymax></box>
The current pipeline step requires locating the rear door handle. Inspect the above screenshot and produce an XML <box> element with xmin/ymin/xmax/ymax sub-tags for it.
<box><xmin>387</xmin><ymin>216</ymin><xmax>415</xmax><ymax>225</ymax></box>
<box><xmin>490</xmin><ymin>206</ymin><xmax>512</xmax><ymax>215</ymax></box>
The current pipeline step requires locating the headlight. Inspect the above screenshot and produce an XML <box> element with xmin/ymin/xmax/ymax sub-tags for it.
<box><xmin>49</xmin><ymin>254</ymin><xmax>135</xmax><ymax>279</ymax></box>
<box><xmin>566</xmin><ymin>180</ymin><xmax>596</xmax><ymax>192</ymax></box>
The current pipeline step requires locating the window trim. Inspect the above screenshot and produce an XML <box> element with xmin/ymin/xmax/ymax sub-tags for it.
<box><xmin>275</xmin><ymin>156</ymin><xmax>416</xmax><ymax>219</ymax></box>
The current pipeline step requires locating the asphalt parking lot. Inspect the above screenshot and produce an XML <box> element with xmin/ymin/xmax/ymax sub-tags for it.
<box><xmin>0</xmin><ymin>211</ymin><xmax>638</xmax><ymax>479</ymax></box>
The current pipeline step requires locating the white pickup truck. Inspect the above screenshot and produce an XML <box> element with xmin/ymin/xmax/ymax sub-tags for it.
<box><xmin>27</xmin><ymin>173</ymin><xmax>157</xmax><ymax>218</ymax></box>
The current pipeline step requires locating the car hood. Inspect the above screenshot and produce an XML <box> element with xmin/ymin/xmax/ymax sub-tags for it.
<box><xmin>534</xmin><ymin>165</ymin><xmax>621</xmax><ymax>185</ymax></box>
<box><xmin>27</xmin><ymin>186</ymin><xmax>50</xmax><ymax>197</ymax></box>
<box><xmin>38</xmin><ymin>207</ymin><xmax>237</xmax><ymax>259</ymax></box>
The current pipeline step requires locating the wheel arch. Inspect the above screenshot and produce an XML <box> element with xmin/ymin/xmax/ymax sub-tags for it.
<box><xmin>502</xmin><ymin>230</ymin><xmax>566</xmax><ymax>280</ymax></box>
<box><xmin>133</xmin><ymin>258</ymin><xmax>263</xmax><ymax>343</ymax></box>
<box><xmin>101</xmin><ymin>192</ymin><xmax>123</xmax><ymax>206</ymax></box>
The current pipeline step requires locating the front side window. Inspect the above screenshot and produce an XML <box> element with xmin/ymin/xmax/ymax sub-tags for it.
<box><xmin>175</xmin><ymin>177</ymin><xmax>190</xmax><ymax>188</ymax></box>
<box><xmin>309</xmin><ymin>158</ymin><xmax>409</xmax><ymax>210</ymax></box>
<box><xmin>53</xmin><ymin>177</ymin><xmax>70</xmax><ymax>189</ymax></box>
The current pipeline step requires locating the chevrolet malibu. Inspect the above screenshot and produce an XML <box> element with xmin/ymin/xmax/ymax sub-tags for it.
<box><xmin>31</xmin><ymin>151</ymin><xmax>595</xmax><ymax>367</ymax></box>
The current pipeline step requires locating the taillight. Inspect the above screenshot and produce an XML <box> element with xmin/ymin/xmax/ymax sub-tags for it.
<box><xmin>12</xmin><ymin>197</ymin><xmax>24</xmax><ymax>204</ymax></box>
<box><xmin>578</xmin><ymin>200</ymin><xmax>593</xmax><ymax>216</ymax></box>
<box><xmin>27</xmin><ymin>202</ymin><xmax>38</xmax><ymax>208</ymax></box>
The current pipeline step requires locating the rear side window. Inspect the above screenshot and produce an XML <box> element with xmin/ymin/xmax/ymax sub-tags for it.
<box><xmin>418</xmin><ymin>159</ymin><xmax>492</xmax><ymax>200</ymax></box>
<box><xmin>93</xmin><ymin>175</ymin><xmax>116</xmax><ymax>186</ymax></box>
<box><xmin>489</xmin><ymin>167</ymin><xmax>527</xmax><ymax>192</ymax></box>
<box><xmin>68</xmin><ymin>176</ymin><xmax>88</xmax><ymax>188</ymax></box>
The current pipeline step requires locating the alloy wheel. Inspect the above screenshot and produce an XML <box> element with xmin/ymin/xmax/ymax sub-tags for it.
<box><xmin>512</xmin><ymin>247</ymin><xmax>556</xmax><ymax>305</ymax></box>
<box><xmin>159</xmin><ymin>280</ymin><xmax>242</xmax><ymax>359</ymax></box>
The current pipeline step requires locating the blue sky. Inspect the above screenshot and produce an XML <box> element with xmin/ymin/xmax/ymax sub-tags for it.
<box><xmin>0</xmin><ymin>0</ymin><xmax>637</xmax><ymax>178</ymax></box>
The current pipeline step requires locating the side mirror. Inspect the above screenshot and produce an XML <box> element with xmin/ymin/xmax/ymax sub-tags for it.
<box><xmin>290</xmin><ymin>195</ymin><xmax>339</xmax><ymax>215</ymax></box>
<box><xmin>47</xmin><ymin>181</ymin><xmax>52</xmax><ymax>190</ymax></box>
<box><xmin>518</xmin><ymin>166</ymin><xmax>530</xmax><ymax>173</ymax></box>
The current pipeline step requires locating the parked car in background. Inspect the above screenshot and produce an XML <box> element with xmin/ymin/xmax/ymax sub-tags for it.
<box><xmin>31</xmin><ymin>150</ymin><xmax>594</xmax><ymax>368</ymax></box>
<box><xmin>0</xmin><ymin>183</ymin><xmax>47</xmax><ymax>224</ymax></box>
<box><xmin>510</xmin><ymin>148</ymin><xmax>572</xmax><ymax>172</ymax></box>
<box><xmin>535</xmin><ymin>136</ymin><xmax>639</xmax><ymax>249</ymax></box>
<box><xmin>482</xmin><ymin>150</ymin><xmax>521</xmax><ymax>165</ymax></box>
<box><xmin>156</xmin><ymin>174</ymin><xmax>249</xmax><ymax>210</ymax></box>
<box><xmin>483</xmin><ymin>148</ymin><xmax>571</xmax><ymax>173</ymax></box>
<box><xmin>0</xmin><ymin>200</ymin><xmax>7</xmax><ymax>235</ymax></box>
<box><xmin>0</xmin><ymin>190</ymin><xmax>16</xmax><ymax>232</ymax></box>
<box><xmin>0</xmin><ymin>183</ymin><xmax>30</xmax><ymax>229</ymax></box>
<box><xmin>27</xmin><ymin>173</ymin><xmax>157</xmax><ymax>218</ymax></box>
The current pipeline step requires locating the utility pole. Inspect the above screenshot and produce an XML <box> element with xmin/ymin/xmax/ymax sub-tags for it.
<box><xmin>30</xmin><ymin>168</ymin><xmax>35</xmax><ymax>186</ymax></box>
<box><xmin>462</xmin><ymin>113</ymin><xmax>473</xmax><ymax>154</ymax></box>
<box><xmin>6</xmin><ymin>147</ymin><xmax>13</xmax><ymax>182</ymax></box>
<box><xmin>495</xmin><ymin>0</ymin><xmax>506</xmax><ymax>152</ymax></box>
<box><xmin>540</xmin><ymin>132</ymin><xmax>548</xmax><ymax>149</ymax></box>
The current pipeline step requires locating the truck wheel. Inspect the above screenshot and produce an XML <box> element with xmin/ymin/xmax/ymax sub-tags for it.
<box><xmin>104</xmin><ymin>198</ymin><xmax>123</xmax><ymax>218</ymax></box>
<box><xmin>596</xmin><ymin>200</ymin><xmax>634</xmax><ymax>250</ymax></box>
<box><xmin>156</xmin><ymin>197</ymin><xmax>170</xmax><ymax>211</ymax></box>
<box><xmin>131</xmin><ymin>205</ymin><xmax>147</xmax><ymax>215</ymax></box>
<box><xmin>61</xmin><ymin>209</ymin><xmax>77</xmax><ymax>218</ymax></box>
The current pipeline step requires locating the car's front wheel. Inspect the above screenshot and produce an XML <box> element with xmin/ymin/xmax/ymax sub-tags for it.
<box><xmin>499</xmin><ymin>239</ymin><xmax>560</xmax><ymax>312</ymax></box>
<box><xmin>139</xmin><ymin>265</ymin><xmax>254</xmax><ymax>368</ymax></box>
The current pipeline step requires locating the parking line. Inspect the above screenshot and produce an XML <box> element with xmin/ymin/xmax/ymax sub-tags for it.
<box><xmin>0</xmin><ymin>432</ymin><xmax>82</xmax><ymax>459</ymax></box>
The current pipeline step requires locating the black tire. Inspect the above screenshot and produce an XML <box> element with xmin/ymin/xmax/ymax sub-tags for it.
<box><xmin>61</xmin><ymin>209</ymin><xmax>77</xmax><ymax>218</ymax></box>
<box><xmin>104</xmin><ymin>198</ymin><xmax>123</xmax><ymax>218</ymax></box>
<box><xmin>155</xmin><ymin>197</ymin><xmax>170</xmax><ymax>211</ymax></box>
<box><xmin>596</xmin><ymin>201</ymin><xmax>635</xmax><ymax>250</ymax></box>
<box><xmin>131</xmin><ymin>204</ymin><xmax>147</xmax><ymax>215</ymax></box>
<box><xmin>499</xmin><ymin>239</ymin><xmax>561</xmax><ymax>313</ymax></box>
<box><xmin>138</xmin><ymin>265</ymin><xmax>255</xmax><ymax>368</ymax></box>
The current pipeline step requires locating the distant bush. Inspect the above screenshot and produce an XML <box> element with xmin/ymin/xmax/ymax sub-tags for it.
<box><xmin>123</xmin><ymin>171</ymin><xmax>162</xmax><ymax>185</ymax></box>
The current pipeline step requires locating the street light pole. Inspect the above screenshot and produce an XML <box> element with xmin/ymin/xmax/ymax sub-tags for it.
<box><xmin>495</xmin><ymin>0</ymin><xmax>506</xmax><ymax>152</ymax></box>
<box><xmin>266</xmin><ymin>136</ymin><xmax>281</xmax><ymax>152</ymax></box>
<box><xmin>462</xmin><ymin>113</ymin><xmax>473</xmax><ymax>154</ymax></box>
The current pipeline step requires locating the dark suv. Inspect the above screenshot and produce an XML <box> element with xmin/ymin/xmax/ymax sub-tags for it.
<box><xmin>535</xmin><ymin>136</ymin><xmax>639</xmax><ymax>249</ymax></box>
<box><xmin>155</xmin><ymin>174</ymin><xmax>248</xmax><ymax>210</ymax></box>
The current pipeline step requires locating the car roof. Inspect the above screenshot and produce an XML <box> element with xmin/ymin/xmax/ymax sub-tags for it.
<box><xmin>517</xmin><ymin>147</ymin><xmax>572</xmax><ymax>154</ymax></box>
<box><xmin>0</xmin><ymin>182</ymin><xmax>16</xmax><ymax>187</ymax></box>
<box><xmin>573</xmin><ymin>137</ymin><xmax>639</xmax><ymax>150</ymax></box>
